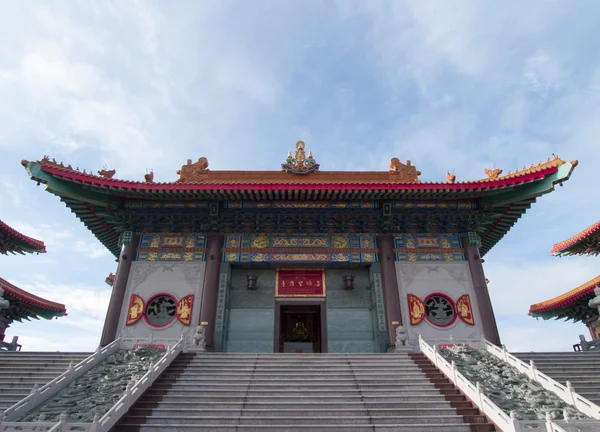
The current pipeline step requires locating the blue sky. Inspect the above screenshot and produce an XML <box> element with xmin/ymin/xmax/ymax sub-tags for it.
<box><xmin>1</xmin><ymin>1</ymin><xmax>599</xmax><ymax>352</ymax></box>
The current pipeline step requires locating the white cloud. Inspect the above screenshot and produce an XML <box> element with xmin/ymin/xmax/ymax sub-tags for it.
<box><xmin>7</xmin><ymin>222</ymin><xmax>72</xmax><ymax>250</ymax></box>
<box><xmin>5</xmin><ymin>274</ymin><xmax>111</xmax><ymax>351</ymax></box>
<box><xmin>73</xmin><ymin>241</ymin><xmax>110</xmax><ymax>259</ymax></box>
<box><xmin>486</xmin><ymin>258</ymin><xmax>599</xmax><ymax>319</ymax></box>
<box><xmin>500</xmin><ymin>319</ymin><xmax>584</xmax><ymax>353</ymax></box>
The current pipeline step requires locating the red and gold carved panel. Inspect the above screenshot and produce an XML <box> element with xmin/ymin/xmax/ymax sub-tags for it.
<box><xmin>126</xmin><ymin>294</ymin><xmax>144</xmax><ymax>326</ymax></box>
<box><xmin>176</xmin><ymin>295</ymin><xmax>194</xmax><ymax>326</ymax></box>
<box><xmin>456</xmin><ymin>294</ymin><xmax>475</xmax><ymax>325</ymax></box>
<box><xmin>276</xmin><ymin>269</ymin><xmax>325</xmax><ymax>297</ymax></box>
<box><xmin>407</xmin><ymin>294</ymin><xmax>425</xmax><ymax>325</ymax></box>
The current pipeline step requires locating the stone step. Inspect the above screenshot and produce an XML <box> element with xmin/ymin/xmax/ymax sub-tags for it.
<box><xmin>189</xmin><ymin>354</ymin><xmax>409</xmax><ymax>358</ymax></box>
<box><xmin>155</xmin><ymin>394</ymin><xmax>453</xmax><ymax>403</ymax></box>
<box><xmin>0</xmin><ymin>367</ymin><xmax>72</xmax><ymax>374</ymax></box>
<box><xmin>155</xmin><ymin>393</ymin><xmax>452</xmax><ymax>403</ymax></box>
<box><xmin>0</xmin><ymin>351</ymin><xmax>93</xmax><ymax>360</ymax></box>
<box><xmin>0</xmin><ymin>377</ymin><xmax>62</xmax><ymax>384</ymax></box>
<box><xmin>167</xmin><ymin>365</ymin><xmax>424</xmax><ymax>371</ymax></box>
<box><xmin>154</xmin><ymin>385</ymin><xmax>449</xmax><ymax>393</ymax></box>
<box><xmin>116</xmin><ymin>424</ymin><xmax>478</xmax><ymax>432</ymax></box>
<box><xmin>0</xmin><ymin>371</ymin><xmax>67</xmax><ymax>379</ymax></box>
<box><xmin>156</xmin><ymin>377</ymin><xmax>437</xmax><ymax>384</ymax></box>
<box><xmin>0</xmin><ymin>356</ymin><xmax>89</xmax><ymax>362</ymax></box>
<box><xmin>182</xmin><ymin>362</ymin><xmax>420</xmax><ymax>368</ymax></box>
<box><xmin>515</xmin><ymin>358</ymin><xmax>600</xmax><ymax>363</ymax></box>
<box><xmin>153</xmin><ymin>377</ymin><xmax>434</xmax><ymax>385</ymax></box>
<box><xmin>128</xmin><ymin>407</ymin><xmax>464</xmax><ymax>417</ymax></box>
<box><xmin>155</xmin><ymin>381</ymin><xmax>446</xmax><ymax>390</ymax></box>
<box><xmin>129</xmin><ymin>414</ymin><xmax>468</xmax><ymax>426</ymax></box>
<box><xmin>161</xmin><ymin>369</ymin><xmax>422</xmax><ymax>377</ymax></box>
<box><xmin>542</xmin><ymin>377</ymin><xmax>600</xmax><ymax>385</ymax></box>
<box><xmin>136</xmin><ymin>401</ymin><xmax>456</xmax><ymax>411</ymax></box>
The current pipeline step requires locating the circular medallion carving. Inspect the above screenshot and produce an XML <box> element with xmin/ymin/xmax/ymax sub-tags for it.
<box><xmin>144</xmin><ymin>293</ymin><xmax>177</xmax><ymax>327</ymax></box>
<box><xmin>424</xmin><ymin>293</ymin><xmax>457</xmax><ymax>328</ymax></box>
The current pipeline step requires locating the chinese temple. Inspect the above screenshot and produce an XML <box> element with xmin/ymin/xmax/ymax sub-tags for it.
<box><xmin>21</xmin><ymin>143</ymin><xmax>577</xmax><ymax>353</ymax></box>
<box><xmin>529</xmin><ymin>220</ymin><xmax>600</xmax><ymax>340</ymax></box>
<box><xmin>0</xmin><ymin>220</ymin><xmax>66</xmax><ymax>346</ymax></box>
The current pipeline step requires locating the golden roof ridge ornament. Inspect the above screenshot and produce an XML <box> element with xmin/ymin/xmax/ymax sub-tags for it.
<box><xmin>281</xmin><ymin>141</ymin><xmax>319</xmax><ymax>175</ymax></box>
<box><xmin>388</xmin><ymin>158</ymin><xmax>421</xmax><ymax>183</ymax></box>
<box><xmin>177</xmin><ymin>157</ymin><xmax>209</xmax><ymax>183</ymax></box>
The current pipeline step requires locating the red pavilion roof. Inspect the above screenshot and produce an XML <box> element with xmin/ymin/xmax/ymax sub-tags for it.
<box><xmin>23</xmin><ymin>154</ymin><xmax>573</xmax><ymax>192</ymax></box>
<box><xmin>22</xmin><ymin>152</ymin><xmax>577</xmax><ymax>258</ymax></box>
<box><xmin>0</xmin><ymin>277</ymin><xmax>66</xmax><ymax>314</ymax></box>
<box><xmin>0</xmin><ymin>220</ymin><xmax>46</xmax><ymax>255</ymax></box>
<box><xmin>552</xmin><ymin>220</ymin><xmax>600</xmax><ymax>257</ymax></box>
<box><xmin>529</xmin><ymin>275</ymin><xmax>600</xmax><ymax>321</ymax></box>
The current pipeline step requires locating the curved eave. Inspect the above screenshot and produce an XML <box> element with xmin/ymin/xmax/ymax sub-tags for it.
<box><xmin>33</xmin><ymin>163</ymin><xmax>563</xmax><ymax>194</ymax></box>
<box><xmin>551</xmin><ymin>220</ymin><xmax>600</xmax><ymax>257</ymax></box>
<box><xmin>529</xmin><ymin>274</ymin><xmax>600</xmax><ymax>320</ymax></box>
<box><xmin>23</xmin><ymin>159</ymin><xmax>577</xmax><ymax>258</ymax></box>
<box><xmin>0</xmin><ymin>277</ymin><xmax>67</xmax><ymax>315</ymax></box>
<box><xmin>0</xmin><ymin>220</ymin><xmax>46</xmax><ymax>255</ymax></box>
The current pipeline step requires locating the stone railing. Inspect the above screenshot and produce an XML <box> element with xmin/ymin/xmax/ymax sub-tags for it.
<box><xmin>96</xmin><ymin>334</ymin><xmax>185</xmax><ymax>431</ymax></box>
<box><xmin>0</xmin><ymin>335</ymin><xmax>186</xmax><ymax>432</ymax></box>
<box><xmin>484</xmin><ymin>339</ymin><xmax>600</xmax><ymax>420</ymax></box>
<box><xmin>119</xmin><ymin>331</ymin><xmax>190</xmax><ymax>350</ymax></box>
<box><xmin>418</xmin><ymin>335</ymin><xmax>600</xmax><ymax>432</ymax></box>
<box><xmin>1</xmin><ymin>338</ymin><xmax>120</xmax><ymax>423</ymax></box>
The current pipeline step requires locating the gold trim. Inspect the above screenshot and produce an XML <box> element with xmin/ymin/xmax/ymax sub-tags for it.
<box><xmin>393</xmin><ymin>247</ymin><xmax>464</xmax><ymax>253</ymax></box>
<box><xmin>275</xmin><ymin>268</ymin><xmax>326</xmax><ymax>298</ymax></box>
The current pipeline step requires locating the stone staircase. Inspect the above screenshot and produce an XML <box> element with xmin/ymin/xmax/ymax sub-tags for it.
<box><xmin>115</xmin><ymin>353</ymin><xmax>497</xmax><ymax>432</ymax></box>
<box><xmin>0</xmin><ymin>351</ymin><xmax>91</xmax><ymax>413</ymax></box>
<box><xmin>513</xmin><ymin>351</ymin><xmax>600</xmax><ymax>406</ymax></box>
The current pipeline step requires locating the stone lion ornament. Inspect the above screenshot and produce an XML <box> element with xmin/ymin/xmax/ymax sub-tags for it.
<box><xmin>391</xmin><ymin>325</ymin><xmax>410</xmax><ymax>353</ymax></box>
<box><xmin>395</xmin><ymin>325</ymin><xmax>408</xmax><ymax>347</ymax></box>
<box><xmin>191</xmin><ymin>325</ymin><xmax>206</xmax><ymax>351</ymax></box>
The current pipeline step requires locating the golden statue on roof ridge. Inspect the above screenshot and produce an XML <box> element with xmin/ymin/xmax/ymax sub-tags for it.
<box><xmin>388</xmin><ymin>158</ymin><xmax>421</xmax><ymax>183</ymax></box>
<box><xmin>177</xmin><ymin>157</ymin><xmax>210</xmax><ymax>183</ymax></box>
<box><xmin>282</xmin><ymin>140</ymin><xmax>319</xmax><ymax>174</ymax></box>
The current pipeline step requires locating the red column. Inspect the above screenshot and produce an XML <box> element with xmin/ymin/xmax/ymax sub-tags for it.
<box><xmin>463</xmin><ymin>239</ymin><xmax>501</xmax><ymax>345</ymax></box>
<box><xmin>99</xmin><ymin>236</ymin><xmax>138</xmax><ymax>346</ymax></box>
<box><xmin>377</xmin><ymin>234</ymin><xmax>403</xmax><ymax>348</ymax></box>
<box><xmin>199</xmin><ymin>234</ymin><xmax>224</xmax><ymax>348</ymax></box>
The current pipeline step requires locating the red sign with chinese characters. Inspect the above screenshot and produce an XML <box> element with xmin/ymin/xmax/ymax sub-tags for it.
<box><xmin>276</xmin><ymin>269</ymin><xmax>325</xmax><ymax>297</ymax></box>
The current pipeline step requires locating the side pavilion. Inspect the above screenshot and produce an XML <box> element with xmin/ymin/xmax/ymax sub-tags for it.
<box><xmin>0</xmin><ymin>220</ymin><xmax>66</xmax><ymax>348</ymax></box>
<box><xmin>529</xmin><ymin>220</ymin><xmax>600</xmax><ymax>345</ymax></box>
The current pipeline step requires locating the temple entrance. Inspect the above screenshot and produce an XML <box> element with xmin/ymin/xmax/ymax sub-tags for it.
<box><xmin>277</xmin><ymin>304</ymin><xmax>323</xmax><ymax>353</ymax></box>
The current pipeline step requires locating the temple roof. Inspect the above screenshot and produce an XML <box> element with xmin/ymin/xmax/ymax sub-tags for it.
<box><xmin>551</xmin><ymin>220</ymin><xmax>600</xmax><ymax>257</ymax></box>
<box><xmin>0</xmin><ymin>277</ymin><xmax>66</xmax><ymax>323</ymax></box>
<box><xmin>0</xmin><ymin>220</ymin><xmax>46</xmax><ymax>255</ymax></box>
<box><xmin>21</xmin><ymin>151</ymin><xmax>577</xmax><ymax>258</ymax></box>
<box><xmin>23</xmin><ymin>153</ymin><xmax>573</xmax><ymax>190</ymax></box>
<box><xmin>529</xmin><ymin>275</ymin><xmax>600</xmax><ymax>322</ymax></box>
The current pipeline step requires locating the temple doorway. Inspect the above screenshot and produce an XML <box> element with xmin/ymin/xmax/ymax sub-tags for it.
<box><xmin>277</xmin><ymin>304</ymin><xmax>324</xmax><ymax>353</ymax></box>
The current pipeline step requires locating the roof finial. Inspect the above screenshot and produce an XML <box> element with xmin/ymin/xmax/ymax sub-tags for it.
<box><xmin>281</xmin><ymin>140</ymin><xmax>319</xmax><ymax>174</ymax></box>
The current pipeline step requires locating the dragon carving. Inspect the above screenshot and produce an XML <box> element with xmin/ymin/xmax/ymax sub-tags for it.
<box><xmin>177</xmin><ymin>157</ymin><xmax>209</xmax><ymax>183</ymax></box>
<box><xmin>388</xmin><ymin>158</ymin><xmax>421</xmax><ymax>183</ymax></box>
<box><xmin>484</xmin><ymin>167</ymin><xmax>502</xmax><ymax>180</ymax></box>
<box><xmin>98</xmin><ymin>168</ymin><xmax>116</xmax><ymax>179</ymax></box>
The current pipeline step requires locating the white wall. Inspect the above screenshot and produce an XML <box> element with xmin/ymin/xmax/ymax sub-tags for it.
<box><xmin>117</xmin><ymin>261</ymin><xmax>206</xmax><ymax>349</ymax></box>
<box><xmin>396</xmin><ymin>261</ymin><xmax>483</xmax><ymax>351</ymax></box>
